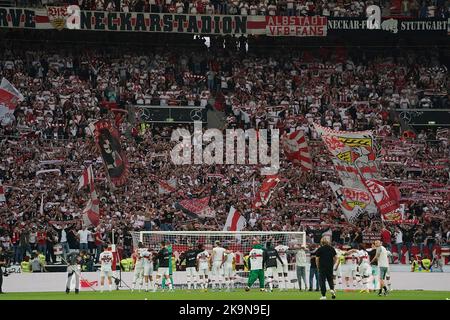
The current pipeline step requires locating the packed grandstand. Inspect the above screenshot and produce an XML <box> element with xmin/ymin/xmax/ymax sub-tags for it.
<box><xmin>0</xmin><ymin>1</ymin><xmax>449</xmax><ymax>280</ymax></box>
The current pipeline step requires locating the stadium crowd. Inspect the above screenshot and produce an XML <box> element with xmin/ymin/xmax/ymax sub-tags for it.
<box><xmin>12</xmin><ymin>0</ymin><xmax>450</xmax><ymax>19</ymax></box>
<box><xmin>0</xmin><ymin>38</ymin><xmax>449</xmax><ymax>269</ymax></box>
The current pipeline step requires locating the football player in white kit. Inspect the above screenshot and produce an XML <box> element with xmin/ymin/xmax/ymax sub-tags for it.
<box><xmin>347</xmin><ymin>245</ymin><xmax>372</xmax><ymax>293</ymax></box>
<box><xmin>131</xmin><ymin>242</ymin><xmax>145</xmax><ymax>292</ymax></box>
<box><xmin>196</xmin><ymin>244</ymin><xmax>211</xmax><ymax>291</ymax></box>
<box><xmin>274</xmin><ymin>241</ymin><xmax>289</xmax><ymax>290</ymax></box>
<box><xmin>99</xmin><ymin>245</ymin><xmax>114</xmax><ymax>292</ymax></box>
<box><xmin>333</xmin><ymin>249</ymin><xmax>344</xmax><ymax>289</ymax></box>
<box><xmin>142</xmin><ymin>246</ymin><xmax>154</xmax><ymax>292</ymax></box>
<box><xmin>221</xmin><ymin>245</ymin><xmax>236</xmax><ymax>291</ymax></box>
<box><xmin>342</xmin><ymin>248</ymin><xmax>358</xmax><ymax>291</ymax></box>
<box><xmin>211</xmin><ymin>240</ymin><xmax>226</xmax><ymax>290</ymax></box>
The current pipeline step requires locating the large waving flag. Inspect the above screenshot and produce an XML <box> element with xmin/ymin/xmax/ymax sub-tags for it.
<box><xmin>314</xmin><ymin>123</ymin><xmax>380</xmax><ymax>181</ymax></box>
<box><xmin>82</xmin><ymin>189</ymin><xmax>100</xmax><ymax>227</ymax></box>
<box><xmin>223</xmin><ymin>206</ymin><xmax>246</xmax><ymax>231</ymax></box>
<box><xmin>78</xmin><ymin>165</ymin><xmax>94</xmax><ymax>191</ymax></box>
<box><xmin>0</xmin><ymin>78</ymin><xmax>24</xmax><ymax>121</ymax></box>
<box><xmin>282</xmin><ymin>130</ymin><xmax>313</xmax><ymax>171</ymax></box>
<box><xmin>175</xmin><ymin>197</ymin><xmax>216</xmax><ymax>219</ymax></box>
<box><xmin>252</xmin><ymin>175</ymin><xmax>281</xmax><ymax>209</ymax></box>
<box><xmin>92</xmin><ymin>120</ymin><xmax>129</xmax><ymax>187</ymax></box>
<box><xmin>329</xmin><ymin>182</ymin><xmax>378</xmax><ymax>223</ymax></box>
<box><xmin>363</xmin><ymin>179</ymin><xmax>400</xmax><ymax>217</ymax></box>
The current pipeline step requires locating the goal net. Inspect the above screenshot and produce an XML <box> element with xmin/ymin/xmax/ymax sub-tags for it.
<box><xmin>131</xmin><ymin>231</ymin><xmax>306</xmax><ymax>289</ymax></box>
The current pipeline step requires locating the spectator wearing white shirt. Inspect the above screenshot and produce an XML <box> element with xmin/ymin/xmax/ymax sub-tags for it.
<box><xmin>77</xmin><ymin>226</ymin><xmax>91</xmax><ymax>251</ymax></box>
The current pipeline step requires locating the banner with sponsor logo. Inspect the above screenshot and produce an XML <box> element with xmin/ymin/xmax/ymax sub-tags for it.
<box><xmin>265</xmin><ymin>16</ymin><xmax>326</xmax><ymax>37</ymax></box>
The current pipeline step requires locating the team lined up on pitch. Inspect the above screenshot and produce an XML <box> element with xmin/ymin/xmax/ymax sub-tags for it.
<box><xmin>65</xmin><ymin>237</ymin><xmax>394</xmax><ymax>299</ymax></box>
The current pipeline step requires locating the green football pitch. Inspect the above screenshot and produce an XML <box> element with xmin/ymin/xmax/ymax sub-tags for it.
<box><xmin>0</xmin><ymin>290</ymin><xmax>449</xmax><ymax>300</ymax></box>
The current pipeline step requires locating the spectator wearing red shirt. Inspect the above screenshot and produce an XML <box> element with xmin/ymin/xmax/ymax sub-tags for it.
<box><xmin>11</xmin><ymin>227</ymin><xmax>21</xmax><ymax>264</ymax></box>
<box><xmin>37</xmin><ymin>228</ymin><xmax>47</xmax><ymax>258</ymax></box>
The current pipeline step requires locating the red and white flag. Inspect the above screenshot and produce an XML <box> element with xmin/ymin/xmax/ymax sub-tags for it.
<box><xmin>363</xmin><ymin>179</ymin><xmax>400</xmax><ymax>216</ymax></box>
<box><xmin>0</xmin><ymin>78</ymin><xmax>24</xmax><ymax>120</ymax></box>
<box><xmin>82</xmin><ymin>189</ymin><xmax>100</xmax><ymax>227</ymax></box>
<box><xmin>252</xmin><ymin>175</ymin><xmax>281</xmax><ymax>209</ymax></box>
<box><xmin>0</xmin><ymin>183</ymin><xmax>5</xmax><ymax>203</ymax></box>
<box><xmin>223</xmin><ymin>206</ymin><xmax>246</xmax><ymax>231</ymax></box>
<box><xmin>282</xmin><ymin>130</ymin><xmax>313</xmax><ymax>171</ymax></box>
<box><xmin>78</xmin><ymin>165</ymin><xmax>94</xmax><ymax>191</ymax></box>
<box><xmin>158</xmin><ymin>178</ymin><xmax>177</xmax><ymax>195</ymax></box>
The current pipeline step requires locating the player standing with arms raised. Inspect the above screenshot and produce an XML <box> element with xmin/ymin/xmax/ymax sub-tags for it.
<box><xmin>179</xmin><ymin>243</ymin><xmax>199</xmax><ymax>290</ymax></box>
<box><xmin>264</xmin><ymin>242</ymin><xmax>284</xmax><ymax>292</ymax></box>
<box><xmin>221</xmin><ymin>244</ymin><xmax>236</xmax><ymax>291</ymax></box>
<box><xmin>211</xmin><ymin>240</ymin><xmax>226</xmax><ymax>290</ymax></box>
<box><xmin>99</xmin><ymin>245</ymin><xmax>114</xmax><ymax>292</ymax></box>
<box><xmin>196</xmin><ymin>244</ymin><xmax>211</xmax><ymax>291</ymax></box>
<box><xmin>274</xmin><ymin>240</ymin><xmax>289</xmax><ymax>290</ymax></box>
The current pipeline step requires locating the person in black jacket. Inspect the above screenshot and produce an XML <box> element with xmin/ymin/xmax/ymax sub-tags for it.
<box><xmin>155</xmin><ymin>241</ymin><xmax>172</xmax><ymax>291</ymax></box>
<box><xmin>309</xmin><ymin>244</ymin><xmax>320</xmax><ymax>291</ymax></box>
<box><xmin>398</xmin><ymin>225</ymin><xmax>416</xmax><ymax>261</ymax></box>
<box><xmin>315</xmin><ymin>237</ymin><xmax>337</xmax><ymax>300</ymax></box>
<box><xmin>264</xmin><ymin>242</ymin><xmax>284</xmax><ymax>292</ymax></box>
<box><xmin>178</xmin><ymin>244</ymin><xmax>199</xmax><ymax>290</ymax></box>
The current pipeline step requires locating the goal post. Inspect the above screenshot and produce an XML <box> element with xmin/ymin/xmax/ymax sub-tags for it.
<box><xmin>131</xmin><ymin>231</ymin><xmax>306</xmax><ymax>289</ymax></box>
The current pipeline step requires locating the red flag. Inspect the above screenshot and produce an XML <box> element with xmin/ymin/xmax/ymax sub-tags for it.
<box><xmin>252</xmin><ymin>175</ymin><xmax>281</xmax><ymax>209</ymax></box>
<box><xmin>80</xmin><ymin>280</ymin><xmax>98</xmax><ymax>288</ymax></box>
<box><xmin>282</xmin><ymin>131</ymin><xmax>313</xmax><ymax>171</ymax></box>
<box><xmin>175</xmin><ymin>197</ymin><xmax>216</xmax><ymax>219</ymax></box>
<box><xmin>364</xmin><ymin>179</ymin><xmax>400</xmax><ymax>215</ymax></box>
<box><xmin>223</xmin><ymin>206</ymin><xmax>246</xmax><ymax>231</ymax></box>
